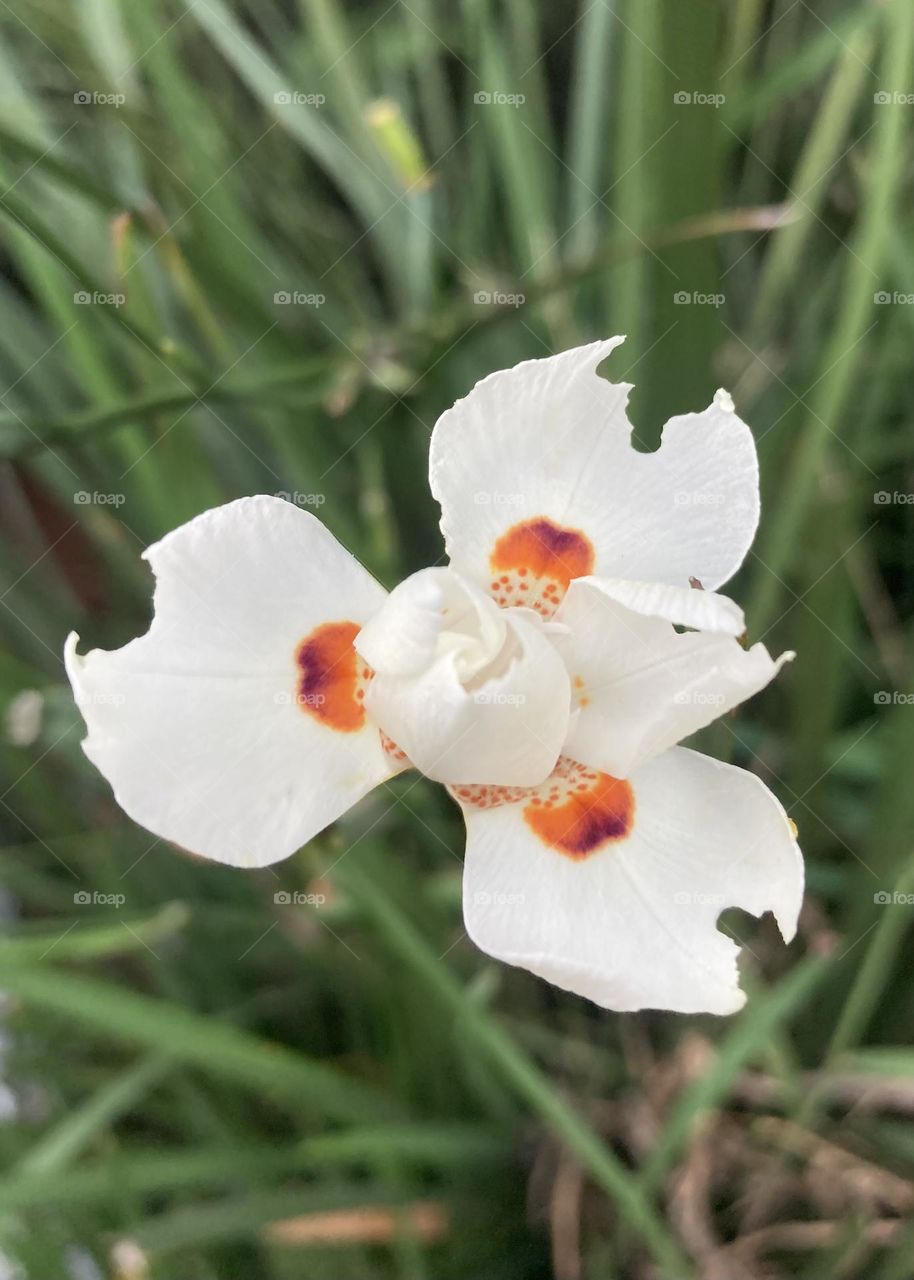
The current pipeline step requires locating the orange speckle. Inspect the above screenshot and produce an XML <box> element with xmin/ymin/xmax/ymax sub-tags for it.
<box><xmin>452</xmin><ymin>757</ymin><xmax>634</xmax><ymax>860</ymax></box>
<box><xmin>489</xmin><ymin>517</ymin><xmax>594</xmax><ymax>618</ymax></box>
<box><xmin>379</xmin><ymin>730</ymin><xmax>409</xmax><ymax>764</ymax></box>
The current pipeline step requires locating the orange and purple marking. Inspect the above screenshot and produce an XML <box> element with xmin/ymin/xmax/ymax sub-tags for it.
<box><xmin>294</xmin><ymin>620</ymin><xmax>370</xmax><ymax>733</ymax></box>
<box><xmin>489</xmin><ymin>516</ymin><xmax>594</xmax><ymax>616</ymax></box>
<box><xmin>453</xmin><ymin>756</ymin><xmax>634</xmax><ymax>859</ymax></box>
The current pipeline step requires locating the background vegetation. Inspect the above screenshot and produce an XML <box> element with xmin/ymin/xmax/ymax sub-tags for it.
<box><xmin>0</xmin><ymin>0</ymin><xmax>912</xmax><ymax>1276</ymax></box>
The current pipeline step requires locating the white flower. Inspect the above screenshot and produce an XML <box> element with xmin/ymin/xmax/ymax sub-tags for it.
<box><xmin>66</xmin><ymin>338</ymin><xmax>803</xmax><ymax>1015</ymax></box>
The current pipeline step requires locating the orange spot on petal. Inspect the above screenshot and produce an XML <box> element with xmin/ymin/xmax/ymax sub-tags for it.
<box><xmin>492</xmin><ymin>517</ymin><xmax>593</xmax><ymax>586</ymax></box>
<box><xmin>295</xmin><ymin>620</ymin><xmax>366</xmax><ymax>732</ymax></box>
<box><xmin>489</xmin><ymin>517</ymin><xmax>594</xmax><ymax>616</ymax></box>
<box><xmin>525</xmin><ymin>771</ymin><xmax>633</xmax><ymax>860</ymax></box>
<box><xmin>452</xmin><ymin>756</ymin><xmax>634</xmax><ymax>861</ymax></box>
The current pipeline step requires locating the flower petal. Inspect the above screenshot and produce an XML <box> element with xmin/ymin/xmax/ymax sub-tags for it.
<box><xmin>429</xmin><ymin>340</ymin><xmax>759</xmax><ymax>602</ymax></box>
<box><xmin>65</xmin><ymin>496</ymin><xmax>396</xmax><ymax>868</ymax></box>
<box><xmin>565</xmin><ymin>576</ymin><xmax>747</xmax><ymax>636</ymax></box>
<box><xmin>459</xmin><ymin>747</ymin><xmax>803</xmax><ymax>1014</ymax></box>
<box><xmin>552</xmin><ymin>577</ymin><xmax>792</xmax><ymax>777</ymax></box>
<box><xmin>358</xmin><ymin>569</ymin><xmax>570</xmax><ymax>786</ymax></box>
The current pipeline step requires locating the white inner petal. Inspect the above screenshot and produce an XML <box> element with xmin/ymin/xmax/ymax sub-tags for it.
<box><xmin>356</xmin><ymin>568</ymin><xmax>507</xmax><ymax>682</ymax></box>
<box><xmin>355</xmin><ymin>568</ymin><xmax>570</xmax><ymax>787</ymax></box>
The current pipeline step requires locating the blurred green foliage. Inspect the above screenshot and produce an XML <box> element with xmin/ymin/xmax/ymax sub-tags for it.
<box><xmin>0</xmin><ymin>0</ymin><xmax>912</xmax><ymax>1277</ymax></box>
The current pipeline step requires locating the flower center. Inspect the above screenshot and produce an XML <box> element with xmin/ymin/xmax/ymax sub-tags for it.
<box><xmin>354</xmin><ymin>567</ymin><xmax>571</xmax><ymax>787</ymax></box>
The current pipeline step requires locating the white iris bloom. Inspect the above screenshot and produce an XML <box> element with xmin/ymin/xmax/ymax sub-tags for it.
<box><xmin>66</xmin><ymin>339</ymin><xmax>803</xmax><ymax>1014</ymax></box>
